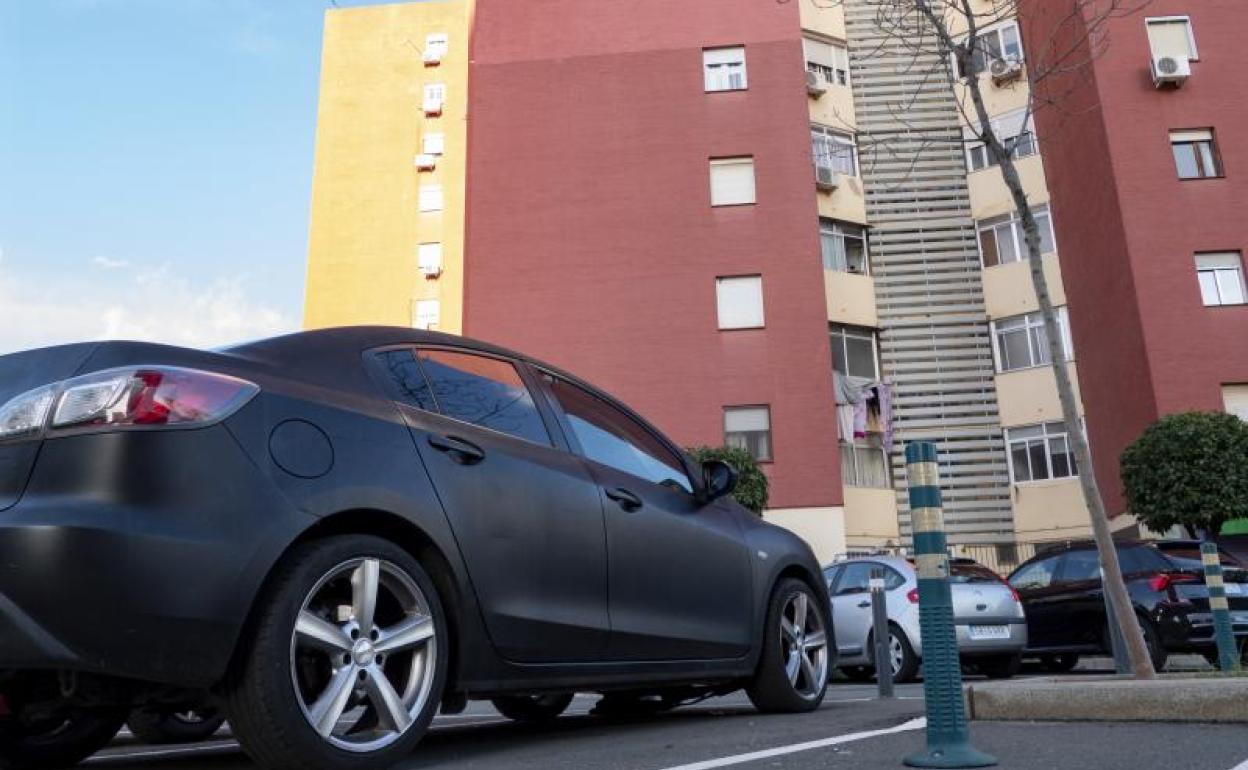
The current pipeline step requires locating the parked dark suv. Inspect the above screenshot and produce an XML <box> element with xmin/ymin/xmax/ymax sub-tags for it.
<box><xmin>1008</xmin><ymin>540</ymin><xmax>1248</xmax><ymax>671</ymax></box>
<box><xmin>0</xmin><ymin>328</ymin><xmax>832</xmax><ymax>770</ymax></box>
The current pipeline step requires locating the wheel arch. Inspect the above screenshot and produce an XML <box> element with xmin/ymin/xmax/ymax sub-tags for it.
<box><xmin>226</xmin><ymin>508</ymin><xmax>466</xmax><ymax>695</ymax></box>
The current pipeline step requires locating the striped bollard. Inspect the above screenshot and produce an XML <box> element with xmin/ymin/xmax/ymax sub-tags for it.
<box><xmin>1201</xmin><ymin>541</ymin><xmax>1241</xmax><ymax>672</ymax></box>
<box><xmin>903</xmin><ymin>442</ymin><xmax>996</xmax><ymax>769</ymax></box>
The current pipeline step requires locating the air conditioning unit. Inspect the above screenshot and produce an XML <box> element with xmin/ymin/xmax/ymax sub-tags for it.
<box><xmin>989</xmin><ymin>56</ymin><xmax>1024</xmax><ymax>85</ymax></box>
<box><xmin>414</xmin><ymin>153</ymin><xmax>437</xmax><ymax>171</ymax></box>
<box><xmin>815</xmin><ymin>165</ymin><xmax>840</xmax><ymax>192</ymax></box>
<box><xmin>1151</xmin><ymin>54</ymin><xmax>1190</xmax><ymax>88</ymax></box>
<box><xmin>423</xmin><ymin>50</ymin><xmax>442</xmax><ymax>66</ymax></box>
<box><xmin>805</xmin><ymin>69</ymin><xmax>827</xmax><ymax>97</ymax></box>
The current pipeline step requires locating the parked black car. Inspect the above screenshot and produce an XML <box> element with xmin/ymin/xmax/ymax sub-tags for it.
<box><xmin>1008</xmin><ymin>540</ymin><xmax>1248</xmax><ymax>671</ymax></box>
<box><xmin>0</xmin><ymin>328</ymin><xmax>833</xmax><ymax>770</ymax></box>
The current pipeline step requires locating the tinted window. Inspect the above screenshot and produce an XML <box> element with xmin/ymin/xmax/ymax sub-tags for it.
<box><xmin>1153</xmin><ymin>544</ymin><xmax>1240</xmax><ymax>572</ymax></box>
<box><xmin>834</xmin><ymin>562</ymin><xmax>874</xmax><ymax>595</ymax></box>
<box><xmin>950</xmin><ymin>563</ymin><xmax>1002</xmax><ymax>584</ymax></box>
<box><xmin>417</xmin><ymin>350</ymin><xmax>551</xmax><ymax>446</ymax></box>
<box><xmin>823</xmin><ymin>566</ymin><xmax>842</xmax><ymax>590</ymax></box>
<box><xmin>882</xmin><ymin>565</ymin><xmax>907</xmax><ymax>590</ymax></box>
<box><xmin>1060</xmin><ymin>549</ymin><xmax>1101</xmax><ymax>582</ymax></box>
<box><xmin>377</xmin><ymin>349</ymin><xmax>438</xmax><ymax>412</ymax></box>
<box><xmin>1010</xmin><ymin>556</ymin><xmax>1059</xmax><ymax>590</ymax></box>
<box><xmin>547</xmin><ymin>376</ymin><xmax>693</xmax><ymax>494</ymax></box>
<box><xmin>1121</xmin><ymin>545</ymin><xmax>1171</xmax><ymax>574</ymax></box>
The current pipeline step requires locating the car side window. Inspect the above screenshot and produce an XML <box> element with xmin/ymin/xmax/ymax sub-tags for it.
<box><xmin>883</xmin><ymin>566</ymin><xmax>907</xmax><ymax>590</ymax></box>
<box><xmin>834</xmin><ymin>563</ymin><xmax>874</xmax><ymax>595</ymax></box>
<box><xmin>1058</xmin><ymin>549</ymin><xmax>1101</xmax><ymax>583</ymax></box>
<box><xmin>1121</xmin><ymin>546</ymin><xmax>1168</xmax><ymax>574</ymax></box>
<box><xmin>375</xmin><ymin>349</ymin><xmax>439</xmax><ymax>412</ymax></box>
<box><xmin>415</xmin><ymin>349</ymin><xmax>552</xmax><ymax>446</ymax></box>
<box><xmin>1010</xmin><ymin>556</ymin><xmax>1059</xmax><ymax>591</ymax></box>
<box><xmin>823</xmin><ymin>566</ymin><xmax>842</xmax><ymax>590</ymax></box>
<box><xmin>545</xmin><ymin>375</ymin><xmax>693</xmax><ymax>494</ymax></box>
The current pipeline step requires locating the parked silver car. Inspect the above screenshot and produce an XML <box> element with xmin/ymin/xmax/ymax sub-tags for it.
<box><xmin>822</xmin><ymin>556</ymin><xmax>1027</xmax><ymax>682</ymax></box>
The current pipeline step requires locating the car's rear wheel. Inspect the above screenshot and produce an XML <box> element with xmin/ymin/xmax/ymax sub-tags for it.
<box><xmin>126</xmin><ymin>707</ymin><xmax>225</xmax><ymax>745</ymax></box>
<box><xmin>746</xmin><ymin>578</ymin><xmax>829</xmax><ymax>713</ymax></box>
<box><xmin>0</xmin><ymin>707</ymin><xmax>125</xmax><ymax>770</ymax></box>
<box><xmin>491</xmin><ymin>694</ymin><xmax>574</xmax><ymax>723</ymax></box>
<box><xmin>225</xmin><ymin>535</ymin><xmax>447</xmax><ymax>770</ymax></box>
<box><xmin>1038</xmin><ymin>653</ymin><xmax>1079</xmax><ymax>673</ymax></box>
<box><xmin>870</xmin><ymin>624</ymin><xmax>920</xmax><ymax>684</ymax></box>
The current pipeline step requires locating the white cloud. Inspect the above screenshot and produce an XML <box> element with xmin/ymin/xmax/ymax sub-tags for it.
<box><xmin>0</xmin><ymin>260</ymin><xmax>296</xmax><ymax>355</ymax></box>
<box><xmin>90</xmin><ymin>255</ymin><xmax>131</xmax><ymax>270</ymax></box>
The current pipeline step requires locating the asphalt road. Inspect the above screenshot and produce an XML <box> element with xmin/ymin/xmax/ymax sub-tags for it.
<box><xmin>87</xmin><ymin>668</ymin><xmax>1248</xmax><ymax>770</ymax></box>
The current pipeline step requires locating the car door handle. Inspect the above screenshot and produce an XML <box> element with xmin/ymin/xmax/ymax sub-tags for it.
<box><xmin>856</xmin><ymin>600</ymin><xmax>871</xmax><ymax>608</ymax></box>
<box><xmin>605</xmin><ymin>487</ymin><xmax>643</xmax><ymax>511</ymax></box>
<box><xmin>427</xmin><ymin>434</ymin><xmax>486</xmax><ymax>465</ymax></box>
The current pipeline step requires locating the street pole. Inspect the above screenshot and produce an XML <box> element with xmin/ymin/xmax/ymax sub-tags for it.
<box><xmin>870</xmin><ymin>566</ymin><xmax>894</xmax><ymax>699</ymax></box>
<box><xmin>902</xmin><ymin>441</ymin><xmax>996</xmax><ymax>769</ymax></box>
<box><xmin>1099</xmin><ymin>567</ymin><xmax>1131</xmax><ymax>675</ymax></box>
<box><xmin>1201</xmin><ymin>541</ymin><xmax>1241</xmax><ymax>673</ymax></box>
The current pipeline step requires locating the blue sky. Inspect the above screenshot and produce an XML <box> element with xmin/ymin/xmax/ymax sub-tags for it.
<box><xmin>0</xmin><ymin>0</ymin><xmax>393</xmax><ymax>353</ymax></box>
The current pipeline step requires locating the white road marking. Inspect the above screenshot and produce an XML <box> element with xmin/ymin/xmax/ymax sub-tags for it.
<box><xmin>649</xmin><ymin>717</ymin><xmax>927</xmax><ymax>770</ymax></box>
<box><xmin>1228</xmin><ymin>759</ymin><xmax>1248</xmax><ymax>770</ymax></box>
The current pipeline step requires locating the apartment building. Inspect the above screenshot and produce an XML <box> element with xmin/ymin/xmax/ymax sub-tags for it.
<box><xmin>303</xmin><ymin>0</ymin><xmax>1248</xmax><ymax>558</ymax></box>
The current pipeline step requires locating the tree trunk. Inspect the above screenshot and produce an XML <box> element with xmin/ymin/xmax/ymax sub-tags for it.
<box><xmin>917</xmin><ymin>0</ymin><xmax>1157</xmax><ymax>679</ymax></box>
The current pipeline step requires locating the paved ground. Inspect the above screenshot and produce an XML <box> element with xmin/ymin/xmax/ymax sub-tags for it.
<box><xmin>87</xmin><ymin>664</ymin><xmax>1248</xmax><ymax>770</ymax></box>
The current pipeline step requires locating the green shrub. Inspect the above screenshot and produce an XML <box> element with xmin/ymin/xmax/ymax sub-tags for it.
<box><xmin>686</xmin><ymin>445</ymin><xmax>769</xmax><ymax>515</ymax></box>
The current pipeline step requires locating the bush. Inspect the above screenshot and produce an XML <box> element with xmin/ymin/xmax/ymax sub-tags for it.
<box><xmin>686</xmin><ymin>445</ymin><xmax>769</xmax><ymax>515</ymax></box>
<box><xmin>1120</xmin><ymin>411</ymin><xmax>1248</xmax><ymax>537</ymax></box>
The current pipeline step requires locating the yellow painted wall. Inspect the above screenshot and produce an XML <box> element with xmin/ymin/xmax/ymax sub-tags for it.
<box><xmin>824</xmin><ymin>270</ymin><xmax>878</xmax><ymax>327</ymax></box>
<box><xmin>765</xmin><ymin>507</ymin><xmax>847</xmax><ymax>566</ymax></box>
<box><xmin>843</xmin><ymin>488</ymin><xmax>900</xmax><ymax>548</ymax></box>
<box><xmin>967</xmin><ymin>155</ymin><xmax>1047</xmax><ymax>220</ymax></box>
<box><xmin>304</xmin><ymin>0</ymin><xmax>472</xmax><ymax>333</ymax></box>
<box><xmin>982</xmin><ymin>254</ymin><xmax>1067</xmax><ymax>319</ymax></box>
<box><xmin>1010</xmin><ymin>478</ymin><xmax>1092</xmax><ymax>542</ymax></box>
<box><xmin>995</xmin><ymin>362</ymin><xmax>1083</xmax><ymax>428</ymax></box>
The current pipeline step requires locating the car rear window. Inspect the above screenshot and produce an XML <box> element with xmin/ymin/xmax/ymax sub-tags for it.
<box><xmin>949</xmin><ymin>564</ymin><xmax>1001</xmax><ymax>584</ymax></box>
<box><xmin>1155</xmin><ymin>544</ymin><xmax>1242</xmax><ymax>572</ymax></box>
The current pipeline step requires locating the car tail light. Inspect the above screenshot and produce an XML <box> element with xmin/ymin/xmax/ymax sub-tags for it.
<box><xmin>906</xmin><ymin>588</ymin><xmax>919</xmax><ymax>604</ymax></box>
<box><xmin>1006</xmin><ymin>584</ymin><xmax>1021</xmax><ymax>603</ymax></box>
<box><xmin>0</xmin><ymin>367</ymin><xmax>258</xmax><ymax>441</ymax></box>
<box><xmin>1149</xmin><ymin>572</ymin><xmax>1200</xmax><ymax>593</ymax></box>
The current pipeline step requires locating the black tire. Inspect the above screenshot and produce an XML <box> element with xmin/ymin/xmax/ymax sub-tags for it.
<box><xmin>1137</xmin><ymin>616</ymin><xmax>1169</xmax><ymax>672</ymax></box>
<box><xmin>1039</xmin><ymin>653</ymin><xmax>1079</xmax><ymax>673</ymax></box>
<box><xmin>974</xmin><ymin>653</ymin><xmax>1022</xmax><ymax>679</ymax></box>
<box><xmin>839</xmin><ymin>665</ymin><xmax>875</xmax><ymax>682</ymax></box>
<box><xmin>491</xmin><ymin>694</ymin><xmax>574</xmax><ymax>723</ymax></box>
<box><xmin>868</xmin><ymin>624</ymin><xmax>920</xmax><ymax>684</ymax></box>
<box><xmin>224</xmin><ymin>535</ymin><xmax>448</xmax><ymax>770</ymax></box>
<box><xmin>126</xmin><ymin>707</ymin><xmax>225</xmax><ymax>745</ymax></box>
<box><xmin>746</xmin><ymin>578</ymin><xmax>830</xmax><ymax>713</ymax></box>
<box><xmin>0</xmin><ymin>709</ymin><xmax>125</xmax><ymax>770</ymax></box>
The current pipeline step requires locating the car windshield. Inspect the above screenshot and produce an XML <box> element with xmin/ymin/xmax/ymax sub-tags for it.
<box><xmin>1155</xmin><ymin>545</ymin><xmax>1243</xmax><ymax>573</ymax></box>
<box><xmin>949</xmin><ymin>563</ymin><xmax>1001</xmax><ymax>584</ymax></box>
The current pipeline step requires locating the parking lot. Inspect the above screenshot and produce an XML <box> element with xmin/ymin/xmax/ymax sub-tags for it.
<box><xmin>88</xmin><ymin>664</ymin><xmax>1248</xmax><ymax>770</ymax></box>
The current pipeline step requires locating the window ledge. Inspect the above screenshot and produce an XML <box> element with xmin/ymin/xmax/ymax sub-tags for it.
<box><xmin>1011</xmin><ymin>476</ymin><xmax>1080</xmax><ymax>489</ymax></box>
<box><xmin>995</xmin><ymin>358</ymin><xmax>1077</xmax><ymax>376</ymax></box>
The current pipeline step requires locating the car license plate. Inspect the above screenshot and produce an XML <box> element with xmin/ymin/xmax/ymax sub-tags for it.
<box><xmin>968</xmin><ymin>625</ymin><xmax>1010</xmax><ymax>640</ymax></box>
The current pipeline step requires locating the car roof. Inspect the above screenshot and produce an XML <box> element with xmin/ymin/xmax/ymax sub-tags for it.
<box><xmin>824</xmin><ymin>555</ymin><xmax>914</xmax><ymax>572</ymax></box>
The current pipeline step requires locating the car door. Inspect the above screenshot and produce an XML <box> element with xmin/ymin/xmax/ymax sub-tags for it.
<box><xmin>368</xmin><ymin>346</ymin><xmax>610</xmax><ymax>663</ymax></box>
<box><xmin>1008</xmin><ymin>554</ymin><xmax>1065</xmax><ymax>649</ymax></box>
<box><xmin>539</xmin><ymin>373</ymin><xmax>753</xmax><ymax>661</ymax></box>
<box><xmin>1052</xmin><ymin>548</ymin><xmax>1107</xmax><ymax>649</ymax></box>
<box><xmin>828</xmin><ymin>562</ymin><xmax>876</xmax><ymax>660</ymax></box>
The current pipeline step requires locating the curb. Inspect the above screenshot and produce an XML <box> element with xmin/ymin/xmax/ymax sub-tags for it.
<box><xmin>965</xmin><ymin>676</ymin><xmax>1248</xmax><ymax>723</ymax></box>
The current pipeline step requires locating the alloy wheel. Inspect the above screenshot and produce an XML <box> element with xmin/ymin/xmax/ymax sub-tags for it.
<box><xmin>779</xmin><ymin>592</ymin><xmax>828</xmax><ymax>698</ymax></box>
<box><xmin>289</xmin><ymin>557</ymin><xmax>438</xmax><ymax>753</ymax></box>
<box><xmin>889</xmin><ymin>634</ymin><xmax>905</xmax><ymax>676</ymax></box>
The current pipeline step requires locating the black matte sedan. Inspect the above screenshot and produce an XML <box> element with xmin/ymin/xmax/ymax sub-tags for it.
<box><xmin>1008</xmin><ymin>540</ymin><xmax>1248</xmax><ymax>672</ymax></box>
<box><xmin>0</xmin><ymin>327</ymin><xmax>831</xmax><ymax>770</ymax></box>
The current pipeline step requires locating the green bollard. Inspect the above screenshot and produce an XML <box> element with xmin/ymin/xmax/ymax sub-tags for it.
<box><xmin>903</xmin><ymin>442</ymin><xmax>997</xmax><ymax>769</ymax></box>
<box><xmin>1201</xmin><ymin>541</ymin><xmax>1241</xmax><ymax>673</ymax></box>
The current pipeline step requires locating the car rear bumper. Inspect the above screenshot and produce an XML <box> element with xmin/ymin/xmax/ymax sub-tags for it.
<box><xmin>954</xmin><ymin>618</ymin><xmax>1028</xmax><ymax>656</ymax></box>
<box><xmin>0</xmin><ymin>427</ymin><xmax>310</xmax><ymax>688</ymax></box>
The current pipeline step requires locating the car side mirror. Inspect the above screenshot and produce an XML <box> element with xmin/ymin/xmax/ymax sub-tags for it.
<box><xmin>700</xmin><ymin>460</ymin><xmax>738</xmax><ymax>504</ymax></box>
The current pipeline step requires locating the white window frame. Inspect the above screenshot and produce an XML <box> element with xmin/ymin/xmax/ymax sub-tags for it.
<box><xmin>830</xmin><ymin>324</ymin><xmax>879</xmax><ymax>381</ymax></box>
<box><xmin>716</xmin><ymin>275</ymin><xmax>765</xmax><ymax>330</ymax></box>
<box><xmin>724</xmin><ymin>405</ymin><xmax>772</xmax><ymax>462</ymax></box>
<box><xmin>418</xmin><ymin>185</ymin><xmax>444</xmax><ymax>213</ymax></box>
<box><xmin>803</xmin><ymin>37</ymin><xmax>850</xmax><ymax>87</ymax></box>
<box><xmin>703</xmin><ymin>46</ymin><xmax>747</xmax><ymax>92</ymax></box>
<box><xmin>425</xmin><ymin>32</ymin><xmax>450</xmax><ymax>59</ymax></box>
<box><xmin>417</xmin><ymin>242</ymin><xmax>443</xmax><ymax>275</ymax></box>
<box><xmin>840</xmin><ymin>439</ymin><xmax>890</xmax><ymax>488</ymax></box>
<box><xmin>1195</xmin><ymin>252</ymin><xmax>1247</xmax><ymax>307</ymax></box>
<box><xmin>1170</xmin><ymin>129</ymin><xmax>1221</xmax><ymax>179</ymax></box>
<box><xmin>811</xmin><ymin>125</ymin><xmax>858</xmax><ymax>177</ymax></box>
<box><xmin>412</xmin><ymin>298</ymin><xmax>441</xmax><ymax>330</ymax></box>
<box><xmin>423</xmin><ymin>83</ymin><xmax>446</xmax><ymax>115</ymax></box>
<box><xmin>965</xmin><ymin>109</ymin><xmax>1038</xmax><ymax>172</ymax></box>
<box><xmin>953</xmin><ymin>20</ymin><xmax>1024</xmax><ymax>79</ymax></box>
<box><xmin>1005</xmin><ymin>422</ymin><xmax>1079</xmax><ymax>484</ymax></box>
<box><xmin>991</xmin><ymin>307</ymin><xmax>1074</xmax><ymax>373</ymax></box>
<box><xmin>1223</xmin><ymin>385</ymin><xmax>1248</xmax><ymax>423</ymax></box>
<box><xmin>708</xmin><ymin>157</ymin><xmax>756</xmax><ymax>207</ymax></box>
<box><xmin>1146</xmin><ymin>16</ymin><xmax>1198</xmax><ymax>61</ymax></box>
<box><xmin>422</xmin><ymin>133</ymin><xmax>445</xmax><ymax>156</ymax></box>
<box><xmin>820</xmin><ymin>219</ymin><xmax>870</xmax><ymax>274</ymax></box>
<box><xmin>977</xmin><ymin>204</ymin><xmax>1057</xmax><ymax>268</ymax></box>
